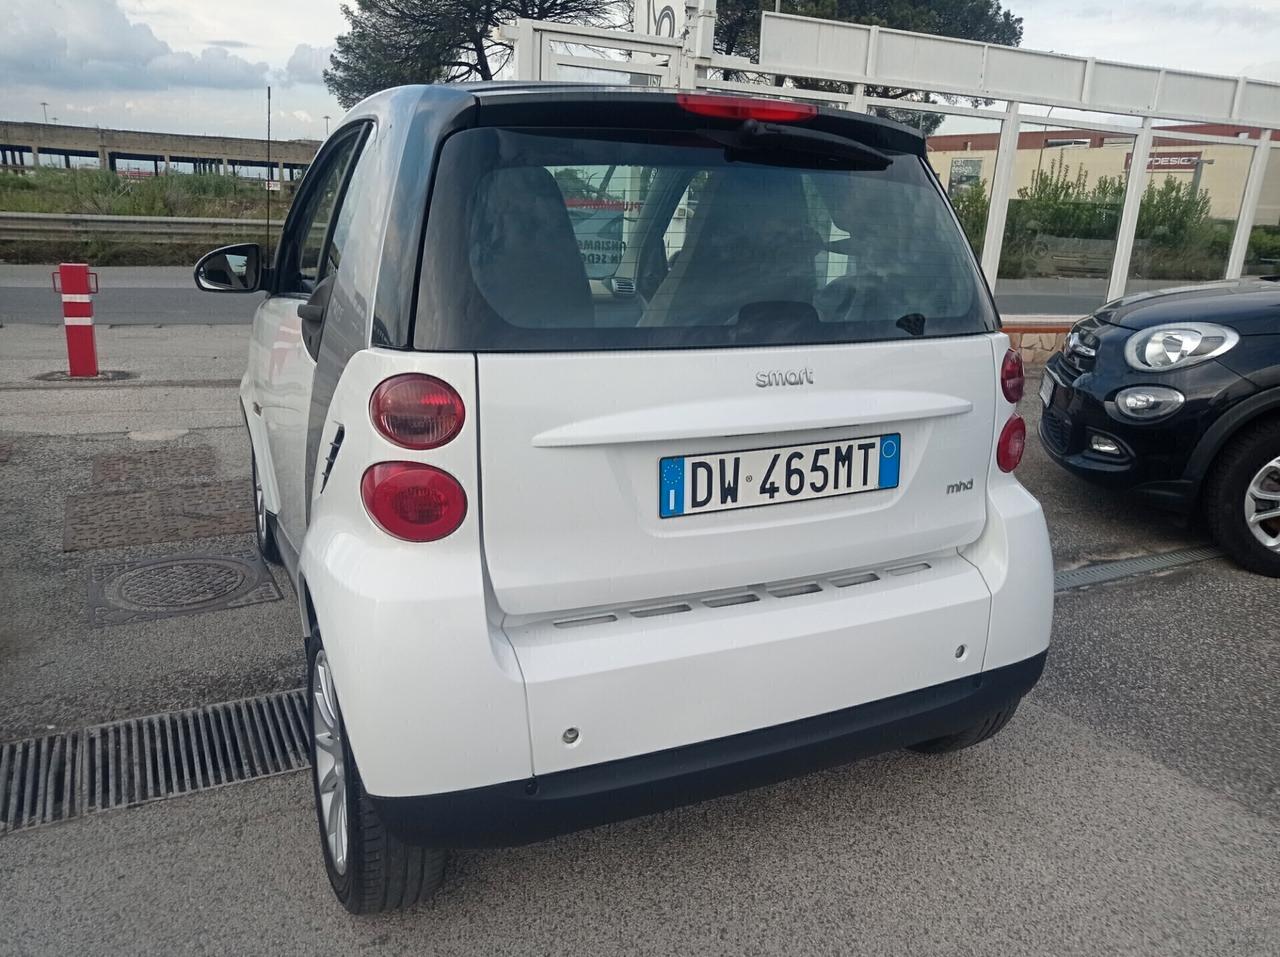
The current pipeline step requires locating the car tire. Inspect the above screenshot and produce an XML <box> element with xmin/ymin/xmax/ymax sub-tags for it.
<box><xmin>307</xmin><ymin>638</ymin><xmax>447</xmax><ymax>914</ymax></box>
<box><xmin>907</xmin><ymin>700</ymin><xmax>1020</xmax><ymax>754</ymax></box>
<box><xmin>1205</xmin><ymin>420</ymin><xmax>1280</xmax><ymax>578</ymax></box>
<box><xmin>250</xmin><ymin>451</ymin><xmax>280</xmax><ymax>564</ymax></box>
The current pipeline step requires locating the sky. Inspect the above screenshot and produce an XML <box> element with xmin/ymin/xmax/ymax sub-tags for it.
<box><xmin>2</xmin><ymin>0</ymin><xmax>1280</xmax><ymax>140</ymax></box>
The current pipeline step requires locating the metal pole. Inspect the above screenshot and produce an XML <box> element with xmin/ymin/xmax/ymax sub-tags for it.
<box><xmin>1226</xmin><ymin>131</ymin><xmax>1273</xmax><ymax>279</ymax></box>
<box><xmin>40</xmin><ymin>102</ymin><xmax>48</xmax><ymax>123</ymax></box>
<box><xmin>980</xmin><ymin>101</ymin><xmax>1021</xmax><ymax>282</ymax></box>
<box><xmin>265</xmin><ymin>86</ymin><xmax>272</xmax><ymax>254</ymax></box>
<box><xmin>1106</xmin><ymin>117</ymin><xmax>1154</xmax><ymax>302</ymax></box>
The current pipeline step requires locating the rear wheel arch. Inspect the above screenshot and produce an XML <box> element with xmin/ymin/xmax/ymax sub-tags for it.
<box><xmin>298</xmin><ymin>574</ymin><xmax>320</xmax><ymax>650</ymax></box>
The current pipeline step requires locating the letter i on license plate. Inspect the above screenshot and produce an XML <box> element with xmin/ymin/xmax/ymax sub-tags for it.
<box><xmin>658</xmin><ymin>433</ymin><xmax>901</xmax><ymax>518</ymax></box>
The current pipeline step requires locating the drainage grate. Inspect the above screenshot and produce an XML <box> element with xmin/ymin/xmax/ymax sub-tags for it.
<box><xmin>0</xmin><ymin>689</ymin><xmax>309</xmax><ymax>836</ymax></box>
<box><xmin>1054</xmin><ymin>545</ymin><xmax>1222</xmax><ymax>592</ymax></box>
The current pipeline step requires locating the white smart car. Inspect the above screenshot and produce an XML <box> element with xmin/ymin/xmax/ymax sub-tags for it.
<box><xmin>195</xmin><ymin>84</ymin><xmax>1054</xmax><ymax>914</ymax></box>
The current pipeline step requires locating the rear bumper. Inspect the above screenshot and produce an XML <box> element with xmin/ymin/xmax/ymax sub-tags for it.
<box><xmin>370</xmin><ymin>650</ymin><xmax>1047</xmax><ymax>848</ymax></box>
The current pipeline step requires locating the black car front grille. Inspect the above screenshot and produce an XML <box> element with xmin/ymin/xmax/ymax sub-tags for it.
<box><xmin>1040</xmin><ymin>406</ymin><xmax>1072</xmax><ymax>454</ymax></box>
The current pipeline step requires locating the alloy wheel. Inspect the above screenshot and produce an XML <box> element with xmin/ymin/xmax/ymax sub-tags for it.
<box><xmin>1244</xmin><ymin>454</ymin><xmax>1280</xmax><ymax>551</ymax></box>
<box><xmin>311</xmin><ymin>650</ymin><xmax>348</xmax><ymax>875</ymax></box>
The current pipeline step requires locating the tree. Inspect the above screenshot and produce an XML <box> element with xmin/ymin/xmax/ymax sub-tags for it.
<box><xmin>325</xmin><ymin>0</ymin><xmax>616</xmax><ymax>109</ymax></box>
<box><xmin>714</xmin><ymin>0</ymin><xmax>1023</xmax><ymax>133</ymax></box>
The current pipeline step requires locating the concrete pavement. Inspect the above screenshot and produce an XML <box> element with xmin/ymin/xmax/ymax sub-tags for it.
<box><xmin>0</xmin><ymin>323</ymin><xmax>1277</xmax><ymax>955</ymax></box>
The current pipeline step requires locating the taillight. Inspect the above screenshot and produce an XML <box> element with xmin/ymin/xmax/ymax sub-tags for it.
<box><xmin>360</xmin><ymin>462</ymin><xmax>467</xmax><ymax>542</ymax></box>
<box><xmin>1000</xmin><ymin>348</ymin><xmax>1025</xmax><ymax>404</ymax></box>
<box><xmin>369</xmin><ymin>374</ymin><xmax>464</xmax><ymax>449</ymax></box>
<box><xmin>675</xmin><ymin>93</ymin><xmax>817</xmax><ymax>123</ymax></box>
<box><xmin>997</xmin><ymin>415</ymin><xmax>1026</xmax><ymax>473</ymax></box>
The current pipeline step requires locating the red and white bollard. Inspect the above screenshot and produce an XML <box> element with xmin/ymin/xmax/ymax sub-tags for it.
<box><xmin>52</xmin><ymin>262</ymin><xmax>99</xmax><ymax>377</ymax></box>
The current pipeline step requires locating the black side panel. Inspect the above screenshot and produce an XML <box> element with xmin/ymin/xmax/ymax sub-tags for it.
<box><xmin>373</xmin><ymin>91</ymin><xmax>477</xmax><ymax>348</ymax></box>
<box><xmin>303</xmin><ymin>88</ymin><xmax>476</xmax><ymax>517</ymax></box>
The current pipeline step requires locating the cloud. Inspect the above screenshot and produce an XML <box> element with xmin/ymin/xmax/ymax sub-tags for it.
<box><xmin>0</xmin><ymin>0</ymin><xmax>269</xmax><ymax>91</ymax></box>
<box><xmin>291</xmin><ymin>109</ymin><xmax>314</xmax><ymax>123</ymax></box>
<box><xmin>284</xmin><ymin>43</ymin><xmax>334</xmax><ymax>86</ymax></box>
<box><xmin>206</xmin><ymin>40</ymin><xmax>254</xmax><ymax>49</ymax></box>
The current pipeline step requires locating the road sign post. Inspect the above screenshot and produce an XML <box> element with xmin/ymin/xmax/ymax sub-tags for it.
<box><xmin>52</xmin><ymin>262</ymin><xmax>99</xmax><ymax>377</ymax></box>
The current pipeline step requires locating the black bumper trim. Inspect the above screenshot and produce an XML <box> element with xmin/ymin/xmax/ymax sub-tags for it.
<box><xmin>370</xmin><ymin>652</ymin><xmax>1047</xmax><ymax>848</ymax></box>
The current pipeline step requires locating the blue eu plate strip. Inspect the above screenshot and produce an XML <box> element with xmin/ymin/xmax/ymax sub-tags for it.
<box><xmin>878</xmin><ymin>434</ymin><xmax>900</xmax><ymax>489</ymax></box>
<box><xmin>659</xmin><ymin>456</ymin><xmax>685</xmax><ymax>517</ymax></box>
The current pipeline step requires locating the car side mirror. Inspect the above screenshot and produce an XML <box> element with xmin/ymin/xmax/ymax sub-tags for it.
<box><xmin>194</xmin><ymin>243</ymin><xmax>267</xmax><ymax>293</ymax></box>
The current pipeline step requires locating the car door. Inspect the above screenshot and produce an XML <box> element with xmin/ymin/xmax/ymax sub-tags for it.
<box><xmin>258</xmin><ymin>124</ymin><xmax>368</xmax><ymax>562</ymax></box>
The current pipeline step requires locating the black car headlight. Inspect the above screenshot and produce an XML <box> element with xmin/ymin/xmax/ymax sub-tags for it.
<box><xmin>1123</xmin><ymin>322</ymin><xmax>1239</xmax><ymax>372</ymax></box>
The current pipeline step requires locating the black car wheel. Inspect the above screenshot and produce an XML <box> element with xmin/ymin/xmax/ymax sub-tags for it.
<box><xmin>308</xmin><ymin>638</ymin><xmax>447</xmax><ymax>914</ymax></box>
<box><xmin>907</xmin><ymin>700</ymin><xmax>1021</xmax><ymax>754</ymax></box>
<box><xmin>1205</xmin><ymin>420</ymin><xmax>1280</xmax><ymax>577</ymax></box>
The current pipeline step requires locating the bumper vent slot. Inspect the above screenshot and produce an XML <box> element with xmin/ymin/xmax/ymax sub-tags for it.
<box><xmin>631</xmin><ymin>602</ymin><xmax>693</xmax><ymax>619</ymax></box>
<box><xmin>887</xmin><ymin>562</ymin><xmax>931</xmax><ymax>577</ymax></box>
<box><xmin>831</xmin><ymin>572</ymin><xmax>879</xmax><ymax>588</ymax></box>
<box><xmin>553</xmin><ymin>613</ymin><xmax>618</xmax><ymax>629</ymax></box>
<box><xmin>767</xmin><ymin>581</ymin><xmax>822</xmax><ymax>598</ymax></box>
<box><xmin>702</xmin><ymin>592</ymin><xmax>760</xmax><ymax>609</ymax></box>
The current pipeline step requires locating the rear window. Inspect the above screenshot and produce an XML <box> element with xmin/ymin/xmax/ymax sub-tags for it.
<box><xmin>413</xmin><ymin>126</ymin><xmax>996</xmax><ymax>351</ymax></box>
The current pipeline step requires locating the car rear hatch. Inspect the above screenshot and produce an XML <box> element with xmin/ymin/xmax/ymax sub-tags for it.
<box><xmin>415</xmin><ymin>91</ymin><xmax>1001</xmax><ymax>618</ymax></box>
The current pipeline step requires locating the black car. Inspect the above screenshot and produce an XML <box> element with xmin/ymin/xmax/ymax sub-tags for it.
<box><xmin>1040</xmin><ymin>278</ymin><xmax>1280</xmax><ymax>576</ymax></box>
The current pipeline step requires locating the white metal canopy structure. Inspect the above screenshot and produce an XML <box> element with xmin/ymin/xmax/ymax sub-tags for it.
<box><xmin>505</xmin><ymin>1</ymin><xmax>1278</xmax><ymax>311</ymax></box>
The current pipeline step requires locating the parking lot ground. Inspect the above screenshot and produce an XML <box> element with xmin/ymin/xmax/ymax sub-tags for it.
<box><xmin>0</xmin><ymin>325</ymin><xmax>1277</xmax><ymax>956</ymax></box>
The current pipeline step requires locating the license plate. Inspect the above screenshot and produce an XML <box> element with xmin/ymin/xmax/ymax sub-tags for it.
<box><xmin>1039</xmin><ymin>373</ymin><xmax>1056</xmax><ymax>407</ymax></box>
<box><xmin>659</xmin><ymin>433</ymin><xmax>900</xmax><ymax>518</ymax></box>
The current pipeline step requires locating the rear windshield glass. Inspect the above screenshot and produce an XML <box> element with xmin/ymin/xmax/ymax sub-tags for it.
<box><xmin>413</xmin><ymin>126</ymin><xmax>996</xmax><ymax>351</ymax></box>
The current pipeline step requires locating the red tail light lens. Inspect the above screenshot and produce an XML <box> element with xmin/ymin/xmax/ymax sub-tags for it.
<box><xmin>997</xmin><ymin>414</ymin><xmax>1026</xmax><ymax>473</ymax></box>
<box><xmin>361</xmin><ymin>462</ymin><xmax>467</xmax><ymax>542</ymax></box>
<box><xmin>1000</xmin><ymin>348</ymin><xmax>1025</xmax><ymax>404</ymax></box>
<box><xmin>370</xmin><ymin>374</ymin><xmax>464</xmax><ymax>450</ymax></box>
<box><xmin>676</xmin><ymin>93</ymin><xmax>818</xmax><ymax>123</ymax></box>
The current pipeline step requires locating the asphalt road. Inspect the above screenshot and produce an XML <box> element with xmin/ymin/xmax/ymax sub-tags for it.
<box><xmin>0</xmin><ymin>343</ymin><xmax>1276</xmax><ymax>955</ymax></box>
<box><xmin>0</xmin><ymin>265</ymin><xmax>257</xmax><ymax>326</ymax></box>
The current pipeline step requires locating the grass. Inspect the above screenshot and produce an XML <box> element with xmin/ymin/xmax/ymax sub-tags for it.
<box><xmin>0</xmin><ymin>168</ymin><xmax>289</xmax><ymax>219</ymax></box>
<box><xmin>0</xmin><ymin>168</ymin><xmax>292</xmax><ymax>264</ymax></box>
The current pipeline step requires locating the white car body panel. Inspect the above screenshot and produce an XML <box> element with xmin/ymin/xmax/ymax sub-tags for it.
<box><xmin>476</xmin><ymin>337</ymin><xmax>999</xmax><ymax>617</ymax></box>
<box><xmin>263</xmin><ymin>332</ymin><xmax>1052</xmax><ymax>798</ymax></box>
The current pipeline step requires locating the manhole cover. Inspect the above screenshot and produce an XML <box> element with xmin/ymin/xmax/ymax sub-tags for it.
<box><xmin>111</xmin><ymin>559</ymin><xmax>248</xmax><ymax>610</ymax></box>
<box><xmin>87</xmin><ymin>551</ymin><xmax>281</xmax><ymax>627</ymax></box>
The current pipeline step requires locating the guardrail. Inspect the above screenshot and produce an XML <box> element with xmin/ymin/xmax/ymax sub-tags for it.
<box><xmin>0</xmin><ymin>211</ymin><xmax>284</xmax><ymax>243</ymax></box>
